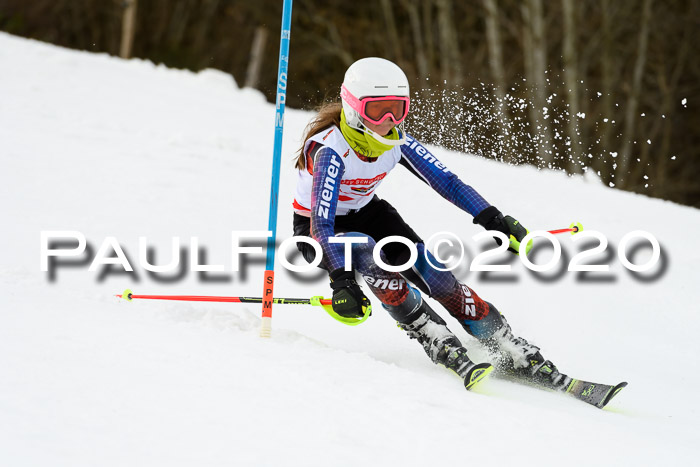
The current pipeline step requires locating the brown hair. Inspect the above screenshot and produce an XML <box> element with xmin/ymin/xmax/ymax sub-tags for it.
<box><xmin>294</xmin><ymin>102</ymin><xmax>343</xmax><ymax>171</ymax></box>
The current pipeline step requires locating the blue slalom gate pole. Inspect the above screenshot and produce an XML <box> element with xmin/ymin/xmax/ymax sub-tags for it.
<box><xmin>260</xmin><ymin>0</ymin><xmax>293</xmax><ymax>337</ymax></box>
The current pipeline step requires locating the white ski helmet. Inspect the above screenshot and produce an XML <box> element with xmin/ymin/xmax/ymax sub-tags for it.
<box><xmin>341</xmin><ymin>57</ymin><xmax>410</xmax><ymax>146</ymax></box>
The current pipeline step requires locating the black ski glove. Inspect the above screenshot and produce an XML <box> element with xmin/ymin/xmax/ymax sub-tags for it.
<box><xmin>329</xmin><ymin>268</ymin><xmax>371</xmax><ymax>319</ymax></box>
<box><xmin>473</xmin><ymin>206</ymin><xmax>532</xmax><ymax>254</ymax></box>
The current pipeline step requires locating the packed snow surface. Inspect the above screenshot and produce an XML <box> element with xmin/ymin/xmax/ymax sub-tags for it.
<box><xmin>1</xmin><ymin>33</ymin><xmax>699</xmax><ymax>466</ymax></box>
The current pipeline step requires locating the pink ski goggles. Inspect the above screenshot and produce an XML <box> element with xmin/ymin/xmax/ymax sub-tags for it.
<box><xmin>341</xmin><ymin>85</ymin><xmax>410</xmax><ymax>125</ymax></box>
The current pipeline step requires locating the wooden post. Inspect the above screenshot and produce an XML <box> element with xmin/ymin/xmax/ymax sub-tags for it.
<box><xmin>245</xmin><ymin>27</ymin><xmax>269</xmax><ymax>89</ymax></box>
<box><xmin>120</xmin><ymin>0</ymin><xmax>138</xmax><ymax>59</ymax></box>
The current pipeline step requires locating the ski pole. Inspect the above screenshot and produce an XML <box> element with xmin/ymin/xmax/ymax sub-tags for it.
<box><xmin>114</xmin><ymin>289</ymin><xmax>371</xmax><ymax>326</ymax></box>
<box><xmin>547</xmin><ymin>222</ymin><xmax>583</xmax><ymax>235</ymax></box>
<box><xmin>115</xmin><ymin>289</ymin><xmax>330</xmax><ymax>305</ymax></box>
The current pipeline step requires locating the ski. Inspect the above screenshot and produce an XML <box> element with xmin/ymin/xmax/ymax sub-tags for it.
<box><xmin>564</xmin><ymin>379</ymin><xmax>628</xmax><ymax>409</ymax></box>
<box><xmin>498</xmin><ymin>370</ymin><xmax>628</xmax><ymax>409</ymax></box>
<box><xmin>483</xmin><ymin>350</ymin><xmax>628</xmax><ymax>408</ymax></box>
<box><xmin>463</xmin><ymin>363</ymin><xmax>494</xmax><ymax>390</ymax></box>
<box><xmin>479</xmin><ymin>367</ymin><xmax>628</xmax><ymax>408</ymax></box>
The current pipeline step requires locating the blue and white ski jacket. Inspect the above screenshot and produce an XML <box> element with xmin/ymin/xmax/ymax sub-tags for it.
<box><xmin>293</xmin><ymin>126</ymin><xmax>491</xmax><ymax>271</ymax></box>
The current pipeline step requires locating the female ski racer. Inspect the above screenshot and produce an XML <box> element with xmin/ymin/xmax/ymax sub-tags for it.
<box><xmin>291</xmin><ymin>57</ymin><xmax>567</xmax><ymax>390</ymax></box>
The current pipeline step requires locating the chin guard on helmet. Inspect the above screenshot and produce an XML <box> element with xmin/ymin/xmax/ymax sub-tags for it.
<box><xmin>362</xmin><ymin>122</ymin><xmax>407</xmax><ymax>146</ymax></box>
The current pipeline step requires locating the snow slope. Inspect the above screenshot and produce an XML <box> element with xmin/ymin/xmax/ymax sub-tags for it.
<box><xmin>1</xmin><ymin>32</ymin><xmax>699</xmax><ymax>466</ymax></box>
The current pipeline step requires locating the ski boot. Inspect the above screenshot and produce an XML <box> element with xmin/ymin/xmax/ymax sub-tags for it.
<box><xmin>393</xmin><ymin>295</ymin><xmax>493</xmax><ymax>390</ymax></box>
<box><xmin>467</xmin><ymin>303</ymin><xmax>572</xmax><ymax>391</ymax></box>
<box><xmin>463</xmin><ymin>303</ymin><xmax>627</xmax><ymax>407</ymax></box>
